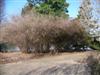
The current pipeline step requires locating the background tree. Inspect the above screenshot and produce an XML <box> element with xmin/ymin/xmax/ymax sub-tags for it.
<box><xmin>27</xmin><ymin>0</ymin><xmax>48</xmax><ymax>5</ymax></box>
<box><xmin>22</xmin><ymin>0</ymin><xmax>48</xmax><ymax>15</ymax></box>
<box><xmin>22</xmin><ymin>0</ymin><xmax>69</xmax><ymax>18</ymax></box>
<box><xmin>78</xmin><ymin>0</ymin><xmax>100</xmax><ymax>50</ymax></box>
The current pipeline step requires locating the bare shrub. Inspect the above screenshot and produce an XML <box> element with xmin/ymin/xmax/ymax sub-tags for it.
<box><xmin>65</xmin><ymin>19</ymin><xmax>90</xmax><ymax>51</ymax></box>
<box><xmin>1</xmin><ymin>14</ymin><xmax>88</xmax><ymax>53</ymax></box>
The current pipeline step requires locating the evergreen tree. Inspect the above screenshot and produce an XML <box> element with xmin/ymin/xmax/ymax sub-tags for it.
<box><xmin>22</xmin><ymin>0</ymin><xmax>69</xmax><ymax>18</ymax></box>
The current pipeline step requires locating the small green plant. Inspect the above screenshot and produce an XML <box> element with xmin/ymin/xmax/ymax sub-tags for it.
<box><xmin>89</xmin><ymin>41</ymin><xmax>100</xmax><ymax>51</ymax></box>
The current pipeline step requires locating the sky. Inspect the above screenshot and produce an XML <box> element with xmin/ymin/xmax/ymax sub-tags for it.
<box><xmin>5</xmin><ymin>0</ymin><xmax>82</xmax><ymax>18</ymax></box>
<box><xmin>5</xmin><ymin>0</ymin><xmax>27</xmax><ymax>17</ymax></box>
<box><xmin>67</xmin><ymin>0</ymin><xmax>82</xmax><ymax>17</ymax></box>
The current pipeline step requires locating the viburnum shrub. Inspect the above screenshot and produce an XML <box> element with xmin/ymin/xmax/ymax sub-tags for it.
<box><xmin>0</xmin><ymin>14</ymin><xmax>89</xmax><ymax>53</ymax></box>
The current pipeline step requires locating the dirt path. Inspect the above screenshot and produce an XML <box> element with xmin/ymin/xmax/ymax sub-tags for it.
<box><xmin>0</xmin><ymin>52</ymin><xmax>35</xmax><ymax>64</ymax></box>
<box><xmin>0</xmin><ymin>52</ymin><xmax>89</xmax><ymax>64</ymax></box>
<box><xmin>0</xmin><ymin>52</ymin><xmax>91</xmax><ymax>75</ymax></box>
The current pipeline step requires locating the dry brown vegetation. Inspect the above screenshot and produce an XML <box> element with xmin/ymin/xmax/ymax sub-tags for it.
<box><xmin>0</xmin><ymin>14</ymin><xmax>88</xmax><ymax>53</ymax></box>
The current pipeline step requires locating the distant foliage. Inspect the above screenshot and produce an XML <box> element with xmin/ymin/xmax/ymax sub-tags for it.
<box><xmin>22</xmin><ymin>0</ymin><xmax>69</xmax><ymax>18</ymax></box>
<box><xmin>27</xmin><ymin>0</ymin><xmax>48</xmax><ymax>5</ymax></box>
<box><xmin>78</xmin><ymin>0</ymin><xmax>100</xmax><ymax>50</ymax></box>
<box><xmin>79</xmin><ymin>0</ymin><xmax>100</xmax><ymax>39</ymax></box>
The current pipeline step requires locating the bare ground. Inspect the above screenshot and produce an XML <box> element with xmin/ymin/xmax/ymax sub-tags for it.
<box><xmin>0</xmin><ymin>51</ymin><xmax>97</xmax><ymax>75</ymax></box>
<box><xmin>0</xmin><ymin>52</ymin><xmax>34</xmax><ymax>64</ymax></box>
<box><xmin>0</xmin><ymin>51</ymin><xmax>90</xmax><ymax>64</ymax></box>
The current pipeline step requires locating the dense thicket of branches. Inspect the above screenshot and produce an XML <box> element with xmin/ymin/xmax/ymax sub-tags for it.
<box><xmin>0</xmin><ymin>14</ymin><xmax>89</xmax><ymax>53</ymax></box>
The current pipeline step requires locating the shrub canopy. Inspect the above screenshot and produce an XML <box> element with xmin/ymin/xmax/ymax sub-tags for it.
<box><xmin>0</xmin><ymin>14</ymin><xmax>90</xmax><ymax>53</ymax></box>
